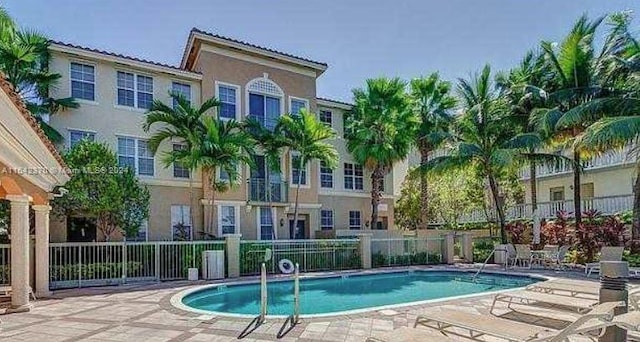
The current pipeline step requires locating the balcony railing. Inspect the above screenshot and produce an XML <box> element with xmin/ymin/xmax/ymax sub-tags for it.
<box><xmin>520</xmin><ymin>145</ymin><xmax>634</xmax><ymax>179</ymax></box>
<box><xmin>431</xmin><ymin>194</ymin><xmax>634</xmax><ymax>225</ymax></box>
<box><xmin>248</xmin><ymin>178</ymin><xmax>288</xmax><ymax>203</ymax></box>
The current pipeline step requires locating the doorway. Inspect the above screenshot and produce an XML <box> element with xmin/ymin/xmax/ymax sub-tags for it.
<box><xmin>289</xmin><ymin>218</ymin><xmax>306</xmax><ymax>239</ymax></box>
<box><xmin>67</xmin><ymin>217</ymin><xmax>97</xmax><ymax>242</ymax></box>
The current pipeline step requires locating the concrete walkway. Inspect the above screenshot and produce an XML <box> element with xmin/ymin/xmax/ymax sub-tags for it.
<box><xmin>0</xmin><ymin>266</ymin><xmax>633</xmax><ymax>341</ymax></box>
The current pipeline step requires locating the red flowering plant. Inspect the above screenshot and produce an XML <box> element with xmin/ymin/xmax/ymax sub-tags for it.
<box><xmin>574</xmin><ymin>210</ymin><xmax>605</xmax><ymax>263</ymax></box>
<box><xmin>541</xmin><ymin>210</ymin><xmax>573</xmax><ymax>247</ymax></box>
<box><xmin>505</xmin><ymin>220</ymin><xmax>530</xmax><ymax>244</ymax></box>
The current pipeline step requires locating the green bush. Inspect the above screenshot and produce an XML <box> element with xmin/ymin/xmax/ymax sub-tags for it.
<box><xmin>473</xmin><ymin>238</ymin><xmax>497</xmax><ymax>262</ymax></box>
<box><xmin>623</xmin><ymin>250</ymin><xmax>640</xmax><ymax>267</ymax></box>
<box><xmin>50</xmin><ymin>261</ymin><xmax>143</xmax><ymax>281</ymax></box>
<box><xmin>371</xmin><ymin>251</ymin><xmax>442</xmax><ymax>267</ymax></box>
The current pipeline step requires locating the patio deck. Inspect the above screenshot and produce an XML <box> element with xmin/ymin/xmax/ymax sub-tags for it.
<box><xmin>0</xmin><ymin>265</ymin><xmax>636</xmax><ymax>342</ymax></box>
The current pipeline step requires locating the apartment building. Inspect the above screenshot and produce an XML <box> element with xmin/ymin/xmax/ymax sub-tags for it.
<box><xmin>46</xmin><ymin>29</ymin><xmax>396</xmax><ymax>242</ymax></box>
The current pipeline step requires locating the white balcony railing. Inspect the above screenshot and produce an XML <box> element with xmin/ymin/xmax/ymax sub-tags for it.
<box><xmin>432</xmin><ymin>194</ymin><xmax>634</xmax><ymax>225</ymax></box>
<box><xmin>520</xmin><ymin>145</ymin><xmax>634</xmax><ymax>179</ymax></box>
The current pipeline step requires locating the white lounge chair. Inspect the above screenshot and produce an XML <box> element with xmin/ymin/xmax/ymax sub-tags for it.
<box><xmin>526</xmin><ymin>279</ymin><xmax>600</xmax><ymax>297</ymax></box>
<box><xmin>491</xmin><ymin>290</ymin><xmax>599</xmax><ymax>314</ymax></box>
<box><xmin>585</xmin><ymin>246</ymin><xmax>624</xmax><ymax>276</ymax></box>
<box><xmin>414</xmin><ymin>301</ymin><xmax>622</xmax><ymax>342</ymax></box>
<box><xmin>0</xmin><ymin>285</ymin><xmax>37</xmax><ymax>300</ymax></box>
<box><xmin>365</xmin><ymin>327</ymin><xmax>459</xmax><ymax>342</ymax></box>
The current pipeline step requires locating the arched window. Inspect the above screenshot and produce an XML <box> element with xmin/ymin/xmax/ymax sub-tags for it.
<box><xmin>246</xmin><ymin>76</ymin><xmax>283</xmax><ymax>130</ymax></box>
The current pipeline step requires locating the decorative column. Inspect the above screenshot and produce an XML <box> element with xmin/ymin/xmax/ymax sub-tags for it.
<box><xmin>461</xmin><ymin>233</ymin><xmax>474</xmax><ymax>263</ymax></box>
<box><xmin>32</xmin><ymin>204</ymin><xmax>51</xmax><ymax>297</ymax></box>
<box><xmin>442</xmin><ymin>233</ymin><xmax>455</xmax><ymax>264</ymax></box>
<box><xmin>358</xmin><ymin>233</ymin><xmax>372</xmax><ymax>269</ymax></box>
<box><xmin>224</xmin><ymin>234</ymin><xmax>242</xmax><ymax>278</ymax></box>
<box><xmin>7</xmin><ymin>194</ymin><xmax>31</xmax><ymax>313</ymax></box>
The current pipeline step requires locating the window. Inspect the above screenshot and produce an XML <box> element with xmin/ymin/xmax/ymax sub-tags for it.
<box><xmin>344</xmin><ymin>163</ymin><xmax>364</xmax><ymax>190</ymax></box>
<box><xmin>70</xmin><ymin>62</ymin><xmax>95</xmax><ymax>101</ymax></box>
<box><xmin>68</xmin><ymin>130</ymin><xmax>95</xmax><ymax>148</ymax></box>
<box><xmin>319</xmin><ymin>110</ymin><xmax>332</xmax><ymax>126</ymax></box>
<box><xmin>259</xmin><ymin>207</ymin><xmax>275</xmax><ymax>240</ymax></box>
<box><xmin>320</xmin><ymin>161</ymin><xmax>333</xmax><ymax>188</ymax></box>
<box><xmin>249</xmin><ymin>93</ymin><xmax>280</xmax><ymax>130</ymax></box>
<box><xmin>290</xmin><ymin>98</ymin><xmax>308</xmax><ymax>115</ymax></box>
<box><xmin>218</xmin><ymin>205</ymin><xmax>238</xmax><ymax>235</ymax></box>
<box><xmin>117</xmin><ymin>71</ymin><xmax>153</xmax><ymax>109</ymax></box>
<box><xmin>291</xmin><ymin>154</ymin><xmax>307</xmax><ymax>186</ymax></box>
<box><xmin>320</xmin><ymin>210</ymin><xmax>334</xmax><ymax>230</ymax></box>
<box><xmin>117</xmin><ymin>137</ymin><xmax>154</xmax><ymax>176</ymax></box>
<box><xmin>217</xmin><ymin>84</ymin><xmax>238</xmax><ymax>120</ymax></box>
<box><xmin>172</xmin><ymin>144</ymin><xmax>190</xmax><ymax>179</ymax></box>
<box><xmin>581</xmin><ymin>183</ymin><xmax>595</xmax><ymax>199</ymax></box>
<box><xmin>550</xmin><ymin>187</ymin><xmax>565</xmax><ymax>201</ymax></box>
<box><xmin>171</xmin><ymin>205</ymin><xmax>192</xmax><ymax>240</ymax></box>
<box><xmin>349</xmin><ymin>211</ymin><xmax>361</xmax><ymax>230</ymax></box>
<box><xmin>171</xmin><ymin>82</ymin><xmax>191</xmax><ymax>108</ymax></box>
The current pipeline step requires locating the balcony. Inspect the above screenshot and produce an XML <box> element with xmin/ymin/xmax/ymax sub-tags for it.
<box><xmin>430</xmin><ymin>194</ymin><xmax>634</xmax><ymax>225</ymax></box>
<box><xmin>520</xmin><ymin>145</ymin><xmax>634</xmax><ymax>179</ymax></box>
<box><xmin>248</xmin><ymin>178</ymin><xmax>288</xmax><ymax>203</ymax></box>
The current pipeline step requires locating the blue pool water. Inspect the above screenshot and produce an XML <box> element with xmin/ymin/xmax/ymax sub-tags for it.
<box><xmin>181</xmin><ymin>271</ymin><xmax>539</xmax><ymax>316</ymax></box>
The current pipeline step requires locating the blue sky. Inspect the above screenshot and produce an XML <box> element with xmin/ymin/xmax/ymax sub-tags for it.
<box><xmin>6</xmin><ymin>0</ymin><xmax>640</xmax><ymax>102</ymax></box>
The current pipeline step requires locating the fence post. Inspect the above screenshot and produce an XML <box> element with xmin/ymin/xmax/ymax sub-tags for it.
<box><xmin>225</xmin><ymin>234</ymin><xmax>242</xmax><ymax>278</ymax></box>
<box><xmin>358</xmin><ymin>233</ymin><xmax>372</xmax><ymax>269</ymax></box>
<box><xmin>461</xmin><ymin>233</ymin><xmax>474</xmax><ymax>263</ymax></box>
<box><xmin>442</xmin><ymin>233</ymin><xmax>455</xmax><ymax>264</ymax></box>
<box><xmin>121</xmin><ymin>242</ymin><xmax>127</xmax><ymax>284</ymax></box>
<box><xmin>154</xmin><ymin>242</ymin><xmax>160</xmax><ymax>282</ymax></box>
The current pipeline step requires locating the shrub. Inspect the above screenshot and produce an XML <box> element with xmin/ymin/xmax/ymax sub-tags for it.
<box><xmin>574</xmin><ymin>210</ymin><xmax>605</xmax><ymax>263</ymax></box>
<box><xmin>541</xmin><ymin>211</ymin><xmax>572</xmax><ymax>246</ymax></box>
<box><xmin>505</xmin><ymin>221</ymin><xmax>530</xmax><ymax>244</ymax></box>
<box><xmin>473</xmin><ymin>238</ymin><xmax>497</xmax><ymax>262</ymax></box>
<box><xmin>50</xmin><ymin>261</ymin><xmax>143</xmax><ymax>281</ymax></box>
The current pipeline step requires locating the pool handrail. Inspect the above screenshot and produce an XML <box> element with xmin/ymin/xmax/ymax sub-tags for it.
<box><xmin>472</xmin><ymin>246</ymin><xmax>508</xmax><ymax>280</ymax></box>
<box><xmin>293</xmin><ymin>263</ymin><xmax>300</xmax><ymax>324</ymax></box>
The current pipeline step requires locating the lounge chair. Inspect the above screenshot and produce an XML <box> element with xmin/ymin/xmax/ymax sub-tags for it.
<box><xmin>527</xmin><ymin>279</ymin><xmax>600</xmax><ymax>297</ymax></box>
<box><xmin>585</xmin><ymin>246</ymin><xmax>624</xmax><ymax>276</ymax></box>
<box><xmin>414</xmin><ymin>301</ymin><xmax>622</xmax><ymax>342</ymax></box>
<box><xmin>491</xmin><ymin>289</ymin><xmax>599</xmax><ymax>314</ymax></box>
<box><xmin>365</xmin><ymin>327</ymin><xmax>459</xmax><ymax>342</ymax></box>
<box><xmin>0</xmin><ymin>285</ymin><xmax>37</xmax><ymax>300</ymax></box>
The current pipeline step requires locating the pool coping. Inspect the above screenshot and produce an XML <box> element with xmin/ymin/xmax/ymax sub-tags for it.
<box><xmin>169</xmin><ymin>266</ymin><xmax>553</xmax><ymax>319</ymax></box>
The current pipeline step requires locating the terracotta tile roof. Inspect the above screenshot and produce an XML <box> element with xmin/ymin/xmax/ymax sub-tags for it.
<box><xmin>50</xmin><ymin>40</ymin><xmax>201</xmax><ymax>75</ymax></box>
<box><xmin>317</xmin><ymin>97</ymin><xmax>353</xmax><ymax>107</ymax></box>
<box><xmin>190</xmin><ymin>28</ymin><xmax>328</xmax><ymax>67</ymax></box>
<box><xmin>0</xmin><ymin>73</ymin><xmax>67</xmax><ymax>169</ymax></box>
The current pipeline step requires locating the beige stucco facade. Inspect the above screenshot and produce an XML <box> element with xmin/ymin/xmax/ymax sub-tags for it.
<box><xmin>45</xmin><ymin>30</ymin><xmax>400</xmax><ymax>242</ymax></box>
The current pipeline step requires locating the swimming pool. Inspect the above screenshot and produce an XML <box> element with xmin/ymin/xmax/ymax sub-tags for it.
<box><xmin>176</xmin><ymin>270</ymin><xmax>541</xmax><ymax>317</ymax></box>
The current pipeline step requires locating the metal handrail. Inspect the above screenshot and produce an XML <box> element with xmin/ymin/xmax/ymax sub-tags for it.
<box><xmin>472</xmin><ymin>246</ymin><xmax>507</xmax><ymax>281</ymax></box>
<box><xmin>293</xmin><ymin>263</ymin><xmax>300</xmax><ymax>324</ymax></box>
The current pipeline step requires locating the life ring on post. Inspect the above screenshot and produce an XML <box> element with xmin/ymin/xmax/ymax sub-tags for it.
<box><xmin>278</xmin><ymin>259</ymin><xmax>295</xmax><ymax>274</ymax></box>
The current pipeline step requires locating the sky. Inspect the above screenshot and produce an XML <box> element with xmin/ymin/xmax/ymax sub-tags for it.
<box><xmin>5</xmin><ymin>0</ymin><xmax>640</xmax><ymax>102</ymax></box>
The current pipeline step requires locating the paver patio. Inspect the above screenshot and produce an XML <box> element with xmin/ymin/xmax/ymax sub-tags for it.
<box><xmin>0</xmin><ymin>266</ymin><xmax>637</xmax><ymax>341</ymax></box>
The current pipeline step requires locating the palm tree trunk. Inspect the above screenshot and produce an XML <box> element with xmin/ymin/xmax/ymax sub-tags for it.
<box><xmin>370</xmin><ymin>166</ymin><xmax>384</xmax><ymax>230</ymax></box>
<box><xmin>529</xmin><ymin>162</ymin><xmax>538</xmax><ymax>212</ymax></box>
<box><xmin>188</xmin><ymin>170</ymin><xmax>195</xmax><ymax>239</ymax></box>
<box><xmin>207</xmin><ymin>172</ymin><xmax>216</xmax><ymax>238</ymax></box>
<box><xmin>572</xmin><ymin>150</ymin><xmax>582</xmax><ymax>225</ymax></box>
<box><xmin>633</xmin><ymin>163</ymin><xmax>640</xmax><ymax>240</ymax></box>
<box><xmin>419</xmin><ymin>147</ymin><xmax>430</xmax><ymax>229</ymax></box>
<box><xmin>487</xmin><ymin>173</ymin><xmax>507</xmax><ymax>244</ymax></box>
<box><xmin>292</xmin><ymin>158</ymin><xmax>304</xmax><ymax>239</ymax></box>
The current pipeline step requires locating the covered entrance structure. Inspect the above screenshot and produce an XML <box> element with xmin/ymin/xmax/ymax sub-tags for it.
<box><xmin>0</xmin><ymin>75</ymin><xmax>69</xmax><ymax>312</ymax></box>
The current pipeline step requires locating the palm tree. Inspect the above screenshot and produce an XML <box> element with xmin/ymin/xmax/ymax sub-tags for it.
<box><xmin>0</xmin><ymin>7</ymin><xmax>77</xmax><ymax>142</ymax></box>
<box><xmin>531</xmin><ymin>15</ymin><xmax>613</xmax><ymax>224</ymax></box>
<box><xmin>143</xmin><ymin>94</ymin><xmax>220</xmax><ymax>237</ymax></box>
<box><xmin>192</xmin><ymin>116</ymin><xmax>255</xmax><ymax>234</ymax></box>
<box><xmin>278</xmin><ymin>109</ymin><xmax>338</xmax><ymax>238</ymax></box>
<box><xmin>497</xmin><ymin>51</ymin><xmax>566</xmax><ymax>213</ymax></box>
<box><xmin>409</xmin><ymin>73</ymin><xmax>456</xmax><ymax>229</ymax></box>
<box><xmin>426</xmin><ymin>65</ymin><xmax>515</xmax><ymax>243</ymax></box>
<box><xmin>346</xmin><ymin>77</ymin><xmax>418</xmax><ymax>229</ymax></box>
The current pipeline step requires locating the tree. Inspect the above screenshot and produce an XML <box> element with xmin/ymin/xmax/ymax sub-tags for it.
<box><xmin>0</xmin><ymin>6</ymin><xmax>77</xmax><ymax>142</ymax></box>
<box><xmin>278</xmin><ymin>110</ymin><xmax>338</xmax><ymax>238</ymax></box>
<box><xmin>532</xmin><ymin>15</ymin><xmax>612</xmax><ymax>224</ymax></box>
<box><xmin>191</xmin><ymin>116</ymin><xmax>254</xmax><ymax>235</ymax></box>
<box><xmin>143</xmin><ymin>94</ymin><xmax>220</xmax><ymax>238</ymax></box>
<box><xmin>52</xmin><ymin>141</ymin><xmax>150</xmax><ymax>241</ymax></box>
<box><xmin>426</xmin><ymin>65</ymin><xmax>515</xmax><ymax>243</ymax></box>
<box><xmin>409</xmin><ymin>73</ymin><xmax>456</xmax><ymax>229</ymax></box>
<box><xmin>346</xmin><ymin>77</ymin><xmax>418</xmax><ymax>228</ymax></box>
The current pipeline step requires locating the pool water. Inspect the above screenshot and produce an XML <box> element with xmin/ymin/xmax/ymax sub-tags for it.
<box><xmin>181</xmin><ymin>271</ymin><xmax>539</xmax><ymax>316</ymax></box>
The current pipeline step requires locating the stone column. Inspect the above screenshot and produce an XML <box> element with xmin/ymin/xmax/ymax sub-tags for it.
<box><xmin>7</xmin><ymin>194</ymin><xmax>31</xmax><ymax>313</ymax></box>
<box><xmin>358</xmin><ymin>233</ymin><xmax>372</xmax><ymax>269</ymax></box>
<box><xmin>461</xmin><ymin>233</ymin><xmax>474</xmax><ymax>263</ymax></box>
<box><xmin>224</xmin><ymin>234</ymin><xmax>242</xmax><ymax>278</ymax></box>
<box><xmin>442</xmin><ymin>233</ymin><xmax>455</xmax><ymax>264</ymax></box>
<box><xmin>32</xmin><ymin>205</ymin><xmax>51</xmax><ymax>298</ymax></box>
